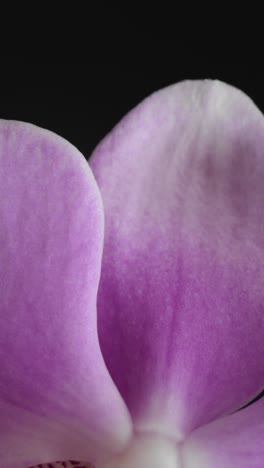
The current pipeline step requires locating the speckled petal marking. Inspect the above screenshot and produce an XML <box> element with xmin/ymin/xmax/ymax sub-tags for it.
<box><xmin>29</xmin><ymin>461</ymin><xmax>94</xmax><ymax>468</ymax></box>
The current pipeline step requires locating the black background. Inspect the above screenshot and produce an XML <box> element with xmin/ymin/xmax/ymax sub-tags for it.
<box><xmin>1</xmin><ymin>61</ymin><xmax>264</xmax><ymax>160</ymax></box>
<box><xmin>0</xmin><ymin>4</ymin><xmax>262</xmax><ymax>160</ymax></box>
<box><xmin>1</xmin><ymin>6</ymin><xmax>263</xmax><ymax>407</ymax></box>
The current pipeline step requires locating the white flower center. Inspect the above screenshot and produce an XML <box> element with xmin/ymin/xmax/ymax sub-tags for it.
<box><xmin>99</xmin><ymin>433</ymin><xmax>182</xmax><ymax>468</ymax></box>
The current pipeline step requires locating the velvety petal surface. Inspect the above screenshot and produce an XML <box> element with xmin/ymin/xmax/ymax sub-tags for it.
<box><xmin>182</xmin><ymin>398</ymin><xmax>264</xmax><ymax>467</ymax></box>
<box><xmin>90</xmin><ymin>80</ymin><xmax>264</xmax><ymax>439</ymax></box>
<box><xmin>0</xmin><ymin>121</ymin><xmax>132</xmax><ymax>468</ymax></box>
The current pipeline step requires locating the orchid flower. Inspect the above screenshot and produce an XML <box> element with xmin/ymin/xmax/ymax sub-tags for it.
<box><xmin>0</xmin><ymin>80</ymin><xmax>264</xmax><ymax>468</ymax></box>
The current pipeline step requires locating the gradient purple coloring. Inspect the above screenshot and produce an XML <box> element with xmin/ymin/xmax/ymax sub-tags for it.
<box><xmin>0</xmin><ymin>81</ymin><xmax>264</xmax><ymax>467</ymax></box>
<box><xmin>0</xmin><ymin>121</ymin><xmax>131</xmax><ymax>468</ymax></box>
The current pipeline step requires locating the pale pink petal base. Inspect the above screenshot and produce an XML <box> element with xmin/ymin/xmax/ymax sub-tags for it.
<box><xmin>90</xmin><ymin>80</ymin><xmax>264</xmax><ymax>439</ymax></box>
<box><xmin>0</xmin><ymin>121</ymin><xmax>132</xmax><ymax>467</ymax></box>
<box><xmin>182</xmin><ymin>398</ymin><xmax>264</xmax><ymax>468</ymax></box>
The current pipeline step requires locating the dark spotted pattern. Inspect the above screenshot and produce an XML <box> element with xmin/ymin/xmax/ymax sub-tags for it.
<box><xmin>29</xmin><ymin>461</ymin><xmax>94</xmax><ymax>468</ymax></box>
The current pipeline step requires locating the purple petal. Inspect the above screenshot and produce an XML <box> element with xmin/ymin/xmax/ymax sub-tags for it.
<box><xmin>90</xmin><ymin>80</ymin><xmax>264</xmax><ymax>439</ymax></box>
<box><xmin>0</xmin><ymin>121</ymin><xmax>132</xmax><ymax>468</ymax></box>
<box><xmin>182</xmin><ymin>398</ymin><xmax>264</xmax><ymax>467</ymax></box>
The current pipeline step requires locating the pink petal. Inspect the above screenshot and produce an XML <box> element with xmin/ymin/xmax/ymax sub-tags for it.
<box><xmin>0</xmin><ymin>121</ymin><xmax>132</xmax><ymax>468</ymax></box>
<box><xmin>182</xmin><ymin>398</ymin><xmax>264</xmax><ymax>467</ymax></box>
<box><xmin>90</xmin><ymin>80</ymin><xmax>264</xmax><ymax>439</ymax></box>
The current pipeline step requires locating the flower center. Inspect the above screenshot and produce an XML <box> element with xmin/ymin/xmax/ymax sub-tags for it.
<box><xmin>30</xmin><ymin>434</ymin><xmax>183</xmax><ymax>468</ymax></box>
<box><xmin>98</xmin><ymin>432</ymin><xmax>182</xmax><ymax>468</ymax></box>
